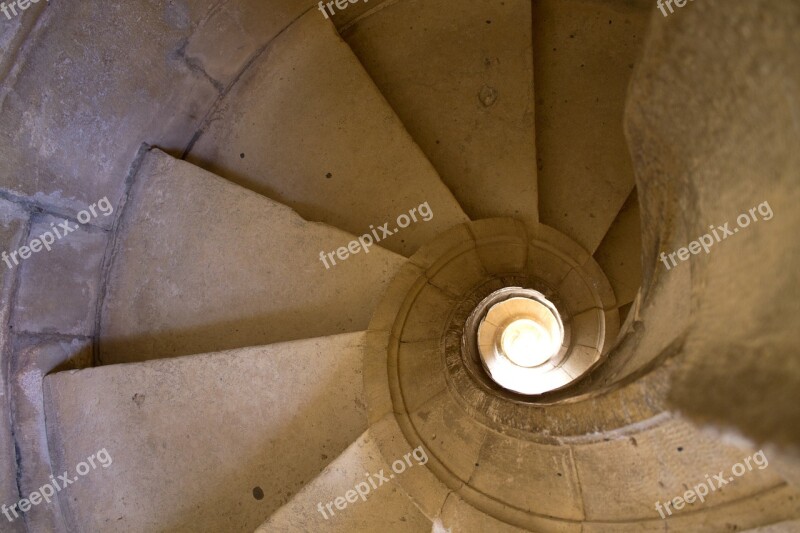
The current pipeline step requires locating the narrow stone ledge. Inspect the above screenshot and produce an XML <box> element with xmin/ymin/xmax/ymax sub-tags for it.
<box><xmin>10</xmin><ymin>335</ymin><xmax>91</xmax><ymax>533</ymax></box>
<box><xmin>0</xmin><ymin>197</ymin><xmax>29</xmax><ymax>533</ymax></box>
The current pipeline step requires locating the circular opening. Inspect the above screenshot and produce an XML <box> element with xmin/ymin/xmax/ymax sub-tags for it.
<box><xmin>478</xmin><ymin>296</ymin><xmax>564</xmax><ymax>371</ymax></box>
<box><xmin>501</xmin><ymin>318</ymin><xmax>556</xmax><ymax>367</ymax></box>
<box><xmin>470</xmin><ymin>289</ymin><xmax>575</xmax><ymax>395</ymax></box>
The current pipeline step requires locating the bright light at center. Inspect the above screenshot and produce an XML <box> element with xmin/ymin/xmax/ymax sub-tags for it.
<box><xmin>500</xmin><ymin>318</ymin><xmax>554</xmax><ymax>367</ymax></box>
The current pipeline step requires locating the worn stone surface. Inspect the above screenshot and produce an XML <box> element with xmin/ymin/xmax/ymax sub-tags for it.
<box><xmin>573</xmin><ymin>416</ymin><xmax>791</xmax><ymax>521</ymax></box>
<box><xmin>45</xmin><ymin>332</ymin><xmax>370</xmax><ymax>533</ymax></box>
<box><xmin>593</xmin><ymin>190</ymin><xmax>642</xmax><ymax>308</ymax></box>
<box><xmin>185</xmin><ymin>0</ymin><xmax>316</xmax><ymax>87</ymax></box>
<box><xmin>256</xmin><ymin>425</ymin><xmax>431</xmax><ymax>532</ymax></box>
<box><xmin>533</xmin><ymin>0</ymin><xmax>650</xmax><ymax>253</ymax></box>
<box><xmin>369</xmin><ymin>413</ymin><xmax>450</xmax><ymax>521</ymax></box>
<box><xmin>438</xmin><ymin>493</ymin><xmax>541</xmax><ymax>533</ymax></box>
<box><xmin>0</xmin><ymin>0</ymin><xmax>46</xmax><ymax>85</ymax></box>
<box><xmin>343</xmin><ymin>0</ymin><xmax>538</xmax><ymax>231</ymax></box>
<box><xmin>0</xmin><ymin>198</ymin><xmax>28</xmax><ymax>533</ymax></box>
<box><xmin>187</xmin><ymin>9</ymin><xmax>469</xmax><ymax>257</ymax></box>
<box><xmin>0</xmin><ymin>0</ymin><xmax>220</xmax><ymax>222</ymax></box>
<box><xmin>470</xmin><ymin>433</ymin><xmax>583</xmax><ymax>520</ymax></box>
<box><xmin>10</xmin><ymin>336</ymin><xmax>90</xmax><ymax>533</ymax></box>
<box><xmin>100</xmin><ymin>150</ymin><xmax>406</xmax><ymax>364</ymax></box>
<box><xmin>12</xmin><ymin>215</ymin><xmax>107</xmax><ymax>336</ymax></box>
<box><xmin>410</xmin><ymin>391</ymin><xmax>487</xmax><ymax>482</ymax></box>
<box><xmin>626</xmin><ymin>0</ymin><xmax>800</xmax><ymax>451</ymax></box>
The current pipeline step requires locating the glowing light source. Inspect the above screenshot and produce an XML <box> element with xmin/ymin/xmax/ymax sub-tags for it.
<box><xmin>500</xmin><ymin>318</ymin><xmax>556</xmax><ymax>367</ymax></box>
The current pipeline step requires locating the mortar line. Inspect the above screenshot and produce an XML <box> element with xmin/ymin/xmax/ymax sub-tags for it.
<box><xmin>91</xmin><ymin>143</ymin><xmax>151</xmax><ymax>367</ymax></box>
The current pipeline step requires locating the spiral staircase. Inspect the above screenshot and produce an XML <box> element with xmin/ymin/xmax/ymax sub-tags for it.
<box><xmin>0</xmin><ymin>0</ymin><xmax>798</xmax><ymax>531</ymax></box>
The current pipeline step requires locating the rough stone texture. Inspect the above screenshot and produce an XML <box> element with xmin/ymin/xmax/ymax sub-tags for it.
<box><xmin>0</xmin><ymin>0</ymin><xmax>220</xmax><ymax>223</ymax></box>
<box><xmin>0</xmin><ymin>0</ymin><xmax>46</xmax><ymax>84</ymax></box>
<box><xmin>470</xmin><ymin>433</ymin><xmax>583</xmax><ymax>520</ymax></box>
<box><xmin>184</xmin><ymin>0</ymin><xmax>316</xmax><ymax>87</ymax></box>
<box><xmin>626</xmin><ymin>0</ymin><xmax>800</xmax><ymax>451</ymax></box>
<box><xmin>745</xmin><ymin>521</ymin><xmax>800</xmax><ymax>533</ymax></box>
<box><xmin>410</xmin><ymin>391</ymin><xmax>487</xmax><ymax>482</ymax></box>
<box><xmin>330</xmin><ymin>0</ymin><xmax>392</xmax><ymax>30</ymax></box>
<box><xmin>573</xmin><ymin>416</ymin><xmax>791</xmax><ymax>521</ymax></box>
<box><xmin>593</xmin><ymin>190</ymin><xmax>642</xmax><ymax>308</ymax></box>
<box><xmin>12</xmin><ymin>215</ymin><xmax>107</xmax><ymax>336</ymax></box>
<box><xmin>256</xmin><ymin>425</ymin><xmax>431</xmax><ymax>533</ymax></box>
<box><xmin>533</xmin><ymin>0</ymin><xmax>650</xmax><ymax>253</ymax></box>
<box><xmin>343</xmin><ymin>0</ymin><xmax>539</xmax><ymax>231</ymax></box>
<box><xmin>10</xmin><ymin>336</ymin><xmax>91</xmax><ymax>533</ymax></box>
<box><xmin>44</xmin><ymin>332</ymin><xmax>370</xmax><ymax>533</ymax></box>
<box><xmin>437</xmin><ymin>493</ymin><xmax>536</xmax><ymax>533</ymax></box>
<box><xmin>369</xmin><ymin>413</ymin><xmax>451</xmax><ymax>522</ymax></box>
<box><xmin>187</xmin><ymin>9</ymin><xmax>469</xmax><ymax>257</ymax></box>
<box><xmin>0</xmin><ymin>199</ymin><xmax>28</xmax><ymax>533</ymax></box>
<box><xmin>100</xmin><ymin>150</ymin><xmax>406</xmax><ymax>364</ymax></box>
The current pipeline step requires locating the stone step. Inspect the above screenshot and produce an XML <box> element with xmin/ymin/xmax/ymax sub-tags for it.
<box><xmin>43</xmin><ymin>332</ymin><xmax>371</xmax><ymax>533</ymax></box>
<box><xmin>593</xmin><ymin>189</ymin><xmax>642</xmax><ymax>309</ymax></box>
<box><xmin>185</xmin><ymin>8</ymin><xmax>469</xmax><ymax>258</ymax></box>
<box><xmin>99</xmin><ymin>149</ymin><xmax>406</xmax><ymax>364</ymax></box>
<box><xmin>341</xmin><ymin>0</ymin><xmax>539</xmax><ymax>233</ymax></box>
<box><xmin>532</xmin><ymin>0</ymin><xmax>650</xmax><ymax>253</ymax></box>
<box><xmin>255</xmin><ymin>425</ymin><xmax>431</xmax><ymax>532</ymax></box>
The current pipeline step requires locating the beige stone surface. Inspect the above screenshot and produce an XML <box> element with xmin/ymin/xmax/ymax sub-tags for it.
<box><xmin>470</xmin><ymin>219</ymin><xmax>529</xmax><ymax>275</ymax></box>
<box><xmin>343</xmin><ymin>0</ymin><xmax>538</xmax><ymax>231</ymax></box>
<box><xmin>100</xmin><ymin>150</ymin><xmax>406</xmax><ymax>363</ymax></box>
<box><xmin>0</xmin><ymin>199</ymin><xmax>28</xmax><ymax>533</ymax></box>
<box><xmin>12</xmin><ymin>215</ymin><xmax>107</xmax><ymax>336</ymax></box>
<box><xmin>256</xmin><ymin>425</ymin><xmax>431</xmax><ymax>533</ymax></box>
<box><xmin>44</xmin><ymin>332</ymin><xmax>370</xmax><ymax>533</ymax></box>
<box><xmin>593</xmin><ymin>190</ymin><xmax>643</xmax><ymax>308</ymax></box>
<box><xmin>398</xmin><ymin>283</ymin><xmax>456</xmax><ymax>343</ymax></box>
<box><xmin>0</xmin><ymin>0</ymin><xmax>220</xmax><ymax>222</ymax></box>
<box><xmin>745</xmin><ymin>520</ymin><xmax>800</xmax><ymax>533</ymax></box>
<box><xmin>369</xmin><ymin>413</ymin><xmax>451</xmax><ymax>521</ymax></box>
<box><xmin>626</xmin><ymin>0</ymin><xmax>800</xmax><ymax>450</ymax></box>
<box><xmin>573</xmin><ymin>416</ymin><xmax>792</xmax><ymax>521</ymax></box>
<box><xmin>397</xmin><ymin>340</ymin><xmax>447</xmax><ymax>413</ymax></box>
<box><xmin>533</xmin><ymin>0</ymin><xmax>650</xmax><ymax>253</ymax></box>
<box><xmin>410</xmin><ymin>391</ymin><xmax>487</xmax><ymax>482</ymax></box>
<box><xmin>588</xmin><ymin>249</ymin><xmax>691</xmax><ymax>387</ymax></box>
<box><xmin>187</xmin><ymin>9</ymin><xmax>469</xmax><ymax>257</ymax></box>
<box><xmin>437</xmin><ymin>492</ymin><xmax>558</xmax><ymax>533</ymax></box>
<box><xmin>470</xmin><ymin>433</ymin><xmax>583</xmax><ymax>520</ymax></box>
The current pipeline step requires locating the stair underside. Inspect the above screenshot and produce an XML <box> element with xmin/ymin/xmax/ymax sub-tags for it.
<box><xmin>186</xmin><ymin>8</ymin><xmax>470</xmax><ymax>258</ymax></box>
<box><xmin>99</xmin><ymin>149</ymin><xmax>406</xmax><ymax>364</ymax></box>
<box><xmin>44</xmin><ymin>333</ymin><xmax>370</xmax><ymax>532</ymax></box>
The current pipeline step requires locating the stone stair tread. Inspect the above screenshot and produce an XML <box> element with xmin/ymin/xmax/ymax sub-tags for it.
<box><xmin>533</xmin><ymin>0</ymin><xmax>650</xmax><ymax>253</ymax></box>
<box><xmin>593</xmin><ymin>189</ymin><xmax>642</xmax><ymax>308</ymax></box>
<box><xmin>256</xmin><ymin>426</ymin><xmax>431</xmax><ymax>532</ymax></box>
<box><xmin>186</xmin><ymin>8</ymin><xmax>469</xmax><ymax>257</ymax></box>
<box><xmin>100</xmin><ymin>149</ymin><xmax>406</xmax><ymax>364</ymax></box>
<box><xmin>43</xmin><ymin>332</ymin><xmax>371</xmax><ymax>533</ymax></box>
<box><xmin>342</xmin><ymin>0</ymin><xmax>539</xmax><ymax>232</ymax></box>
